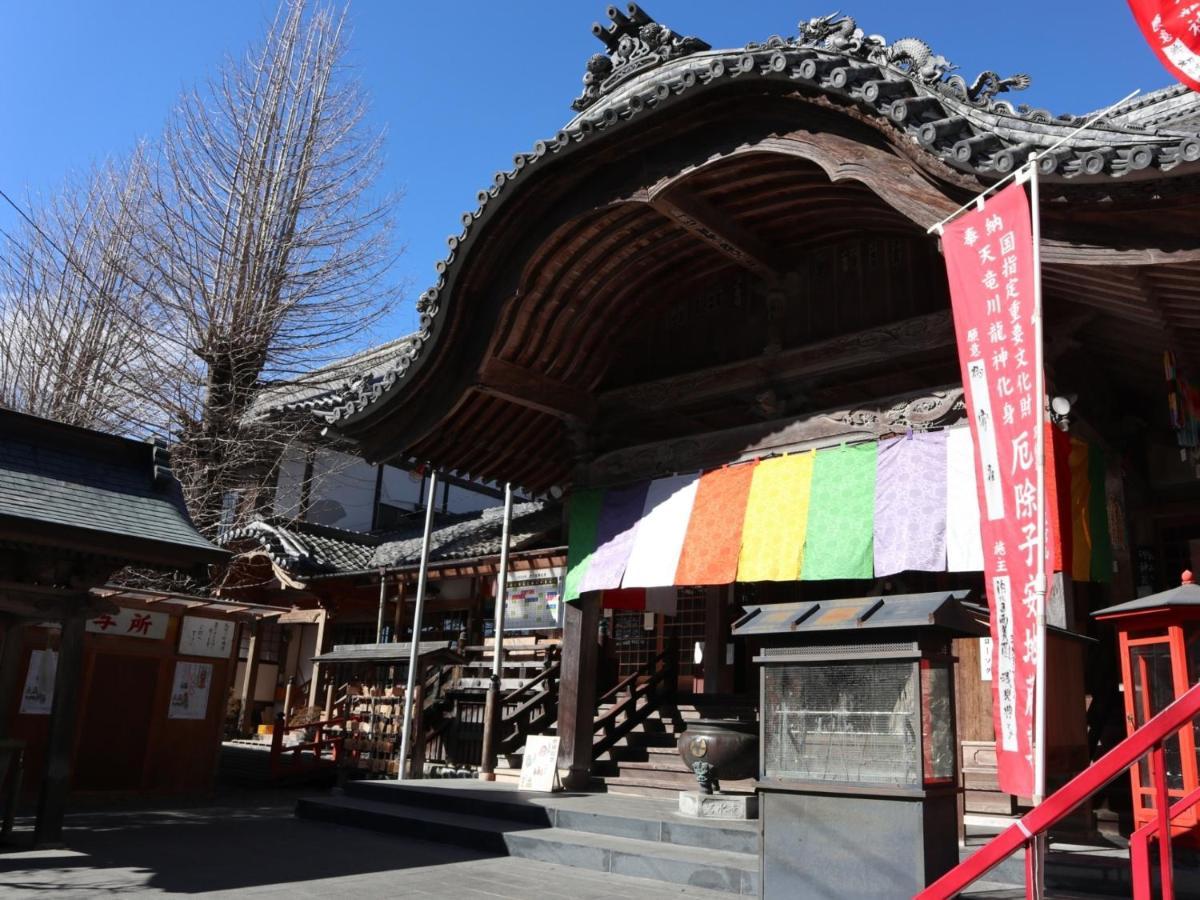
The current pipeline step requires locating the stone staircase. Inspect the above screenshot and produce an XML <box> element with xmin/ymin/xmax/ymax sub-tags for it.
<box><xmin>592</xmin><ymin>694</ymin><xmax>756</xmax><ymax>799</ymax></box>
<box><xmin>296</xmin><ymin>779</ymin><xmax>759</xmax><ymax>895</ymax></box>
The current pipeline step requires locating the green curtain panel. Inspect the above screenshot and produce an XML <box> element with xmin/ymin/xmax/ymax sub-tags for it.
<box><xmin>801</xmin><ymin>443</ymin><xmax>879</xmax><ymax>581</ymax></box>
<box><xmin>564</xmin><ymin>488</ymin><xmax>603</xmax><ymax>601</ymax></box>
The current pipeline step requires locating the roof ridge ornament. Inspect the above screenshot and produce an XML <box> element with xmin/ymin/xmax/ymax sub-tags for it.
<box><xmin>572</xmin><ymin>4</ymin><xmax>711</xmax><ymax>113</ymax></box>
<box><xmin>795</xmin><ymin>13</ymin><xmax>1032</xmax><ymax>110</ymax></box>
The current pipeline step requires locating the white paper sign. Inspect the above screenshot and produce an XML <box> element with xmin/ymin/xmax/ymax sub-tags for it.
<box><xmin>518</xmin><ymin>735</ymin><xmax>561</xmax><ymax>792</ymax></box>
<box><xmin>19</xmin><ymin>650</ymin><xmax>57</xmax><ymax>715</ymax></box>
<box><xmin>980</xmin><ymin>636</ymin><xmax>994</xmax><ymax>682</ymax></box>
<box><xmin>168</xmin><ymin>661</ymin><xmax>213</xmax><ymax>720</ymax></box>
<box><xmin>178</xmin><ymin>616</ymin><xmax>237</xmax><ymax>659</ymax></box>
<box><xmin>87</xmin><ymin>608</ymin><xmax>168</xmax><ymax>640</ymax></box>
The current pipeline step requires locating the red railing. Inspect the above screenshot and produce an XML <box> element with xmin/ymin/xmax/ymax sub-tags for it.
<box><xmin>917</xmin><ymin>679</ymin><xmax>1200</xmax><ymax>900</ymax></box>
<box><xmin>269</xmin><ymin>713</ymin><xmax>345</xmax><ymax>778</ymax></box>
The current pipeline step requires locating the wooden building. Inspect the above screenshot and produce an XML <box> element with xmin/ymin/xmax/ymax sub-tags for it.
<box><xmin>0</xmin><ymin>408</ymin><xmax>227</xmax><ymax>844</ymax></box>
<box><xmin>264</xmin><ymin>8</ymin><xmax>1200</xmax><ymax>818</ymax></box>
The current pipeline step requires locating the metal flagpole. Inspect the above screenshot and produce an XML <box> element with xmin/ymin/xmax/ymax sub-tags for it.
<box><xmin>1026</xmin><ymin>153</ymin><xmax>1049</xmax><ymax>899</ymax></box>
<box><xmin>479</xmin><ymin>482</ymin><xmax>514</xmax><ymax>781</ymax></box>
<box><xmin>398</xmin><ymin>468</ymin><xmax>439</xmax><ymax>780</ymax></box>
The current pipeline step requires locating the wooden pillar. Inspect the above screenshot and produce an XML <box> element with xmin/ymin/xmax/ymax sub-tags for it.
<box><xmin>33</xmin><ymin>612</ymin><xmax>86</xmax><ymax>848</ymax></box>
<box><xmin>308</xmin><ymin>607</ymin><xmax>329</xmax><ymax>705</ymax></box>
<box><xmin>409</xmin><ymin>673</ymin><xmax>426</xmax><ymax>778</ymax></box>
<box><xmin>392</xmin><ymin>580</ymin><xmax>407</xmax><ymax>643</ymax></box>
<box><xmin>703</xmin><ymin>586</ymin><xmax>725</xmax><ymax>695</ymax></box>
<box><xmin>556</xmin><ymin>594</ymin><xmax>600</xmax><ymax>790</ymax></box>
<box><xmin>0</xmin><ymin>616</ymin><xmax>30</xmax><ymax>740</ymax></box>
<box><xmin>238</xmin><ymin>621</ymin><xmax>261</xmax><ymax>736</ymax></box>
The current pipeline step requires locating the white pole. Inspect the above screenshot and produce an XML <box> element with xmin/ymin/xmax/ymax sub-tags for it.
<box><xmin>479</xmin><ymin>482</ymin><xmax>514</xmax><ymax>780</ymax></box>
<box><xmin>1030</xmin><ymin>156</ymin><xmax>1049</xmax><ymax>810</ymax></box>
<box><xmin>397</xmin><ymin>468</ymin><xmax>439</xmax><ymax>780</ymax></box>
<box><xmin>1028</xmin><ymin>154</ymin><xmax>1050</xmax><ymax>899</ymax></box>
<box><xmin>491</xmin><ymin>483</ymin><xmax>514</xmax><ymax>683</ymax></box>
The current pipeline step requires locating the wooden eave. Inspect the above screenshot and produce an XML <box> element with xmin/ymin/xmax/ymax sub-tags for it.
<box><xmin>328</xmin><ymin>81</ymin><xmax>1200</xmax><ymax>492</ymax></box>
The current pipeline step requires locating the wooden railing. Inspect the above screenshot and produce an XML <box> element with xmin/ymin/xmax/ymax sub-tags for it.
<box><xmin>499</xmin><ymin>652</ymin><xmax>561</xmax><ymax>755</ymax></box>
<box><xmin>268</xmin><ymin>713</ymin><xmax>344</xmax><ymax>779</ymax></box>
<box><xmin>917</xmin><ymin>679</ymin><xmax>1200</xmax><ymax>900</ymax></box>
<box><xmin>592</xmin><ymin>639</ymin><xmax>678</xmax><ymax>760</ymax></box>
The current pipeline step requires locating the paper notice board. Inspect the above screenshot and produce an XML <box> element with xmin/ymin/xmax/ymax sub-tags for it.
<box><xmin>517</xmin><ymin>735</ymin><xmax>561</xmax><ymax>792</ymax></box>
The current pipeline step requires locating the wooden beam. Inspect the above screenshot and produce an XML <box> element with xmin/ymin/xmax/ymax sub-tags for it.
<box><xmin>1129</xmin><ymin>268</ymin><xmax>1199</xmax><ymax>372</ymax></box>
<box><xmin>599</xmin><ymin>311</ymin><xmax>955</xmax><ymax>416</ymax></box>
<box><xmin>34</xmin><ymin>612</ymin><xmax>86</xmax><ymax>847</ymax></box>
<box><xmin>238</xmin><ymin>621</ymin><xmax>261</xmax><ymax>735</ymax></box>
<box><xmin>649</xmin><ymin>187</ymin><xmax>783</xmax><ymax>279</ymax></box>
<box><xmin>586</xmin><ymin>384</ymin><xmax>966</xmax><ymax>486</ymax></box>
<box><xmin>476</xmin><ymin>357</ymin><xmax>597</xmax><ymax>423</ymax></box>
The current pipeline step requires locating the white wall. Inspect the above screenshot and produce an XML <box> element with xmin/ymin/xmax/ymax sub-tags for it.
<box><xmin>307</xmin><ymin>449</ymin><xmax>377</xmax><ymax>531</ymax></box>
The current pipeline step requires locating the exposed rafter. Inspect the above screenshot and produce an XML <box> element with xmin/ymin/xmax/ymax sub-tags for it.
<box><xmin>476</xmin><ymin>357</ymin><xmax>597</xmax><ymax>423</ymax></box>
<box><xmin>648</xmin><ymin>187</ymin><xmax>784</xmax><ymax>279</ymax></box>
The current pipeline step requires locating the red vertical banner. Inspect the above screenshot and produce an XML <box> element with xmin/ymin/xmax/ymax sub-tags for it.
<box><xmin>1128</xmin><ymin>1</ymin><xmax>1200</xmax><ymax>92</ymax></box>
<box><xmin>943</xmin><ymin>182</ymin><xmax>1044</xmax><ymax>798</ymax></box>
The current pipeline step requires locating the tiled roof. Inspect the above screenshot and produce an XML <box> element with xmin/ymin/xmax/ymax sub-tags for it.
<box><xmin>300</xmin><ymin>11</ymin><xmax>1200</xmax><ymax>429</ymax></box>
<box><xmin>0</xmin><ymin>408</ymin><xmax>225</xmax><ymax>565</ymax></box>
<box><xmin>221</xmin><ymin>518</ymin><xmax>380</xmax><ymax>577</ymax></box>
<box><xmin>370</xmin><ymin>502</ymin><xmax>561</xmax><ymax>569</ymax></box>
<box><xmin>246</xmin><ymin>335</ymin><xmax>418</xmax><ymax>421</ymax></box>
<box><xmin>222</xmin><ymin>501</ymin><xmax>562</xmax><ymax>579</ymax></box>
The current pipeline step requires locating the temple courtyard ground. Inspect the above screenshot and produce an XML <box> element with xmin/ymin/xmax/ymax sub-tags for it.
<box><xmin>0</xmin><ymin>789</ymin><xmax>1098</xmax><ymax>897</ymax></box>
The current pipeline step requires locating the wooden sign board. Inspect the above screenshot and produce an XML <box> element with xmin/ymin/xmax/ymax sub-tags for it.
<box><xmin>86</xmin><ymin>608</ymin><xmax>168</xmax><ymax>640</ymax></box>
<box><xmin>517</xmin><ymin>735</ymin><xmax>561</xmax><ymax>792</ymax></box>
<box><xmin>178</xmin><ymin>616</ymin><xmax>237</xmax><ymax>659</ymax></box>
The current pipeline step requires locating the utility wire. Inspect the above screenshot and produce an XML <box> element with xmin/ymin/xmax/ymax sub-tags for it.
<box><xmin>0</xmin><ymin>185</ymin><xmax>184</xmax><ymax>348</ymax></box>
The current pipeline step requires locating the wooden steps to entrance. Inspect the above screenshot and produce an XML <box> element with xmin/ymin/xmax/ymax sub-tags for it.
<box><xmin>592</xmin><ymin>695</ymin><xmax>755</xmax><ymax>799</ymax></box>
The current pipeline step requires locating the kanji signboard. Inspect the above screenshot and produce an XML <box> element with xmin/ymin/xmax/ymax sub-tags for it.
<box><xmin>943</xmin><ymin>181</ymin><xmax>1046</xmax><ymax>798</ymax></box>
<box><xmin>86</xmin><ymin>608</ymin><xmax>169</xmax><ymax>640</ymax></box>
<box><xmin>178</xmin><ymin>616</ymin><xmax>237</xmax><ymax>659</ymax></box>
<box><xmin>1128</xmin><ymin>1</ymin><xmax>1200</xmax><ymax>92</ymax></box>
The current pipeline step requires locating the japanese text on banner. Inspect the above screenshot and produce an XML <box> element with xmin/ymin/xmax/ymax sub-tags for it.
<box><xmin>943</xmin><ymin>181</ymin><xmax>1045</xmax><ymax>799</ymax></box>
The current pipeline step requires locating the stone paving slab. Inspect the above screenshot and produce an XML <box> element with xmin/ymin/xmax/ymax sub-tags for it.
<box><xmin>0</xmin><ymin>801</ymin><xmax>733</xmax><ymax>899</ymax></box>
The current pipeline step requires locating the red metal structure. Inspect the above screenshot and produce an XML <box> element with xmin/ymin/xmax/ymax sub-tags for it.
<box><xmin>1094</xmin><ymin>571</ymin><xmax>1200</xmax><ymax>840</ymax></box>
<box><xmin>269</xmin><ymin>713</ymin><xmax>345</xmax><ymax>779</ymax></box>
<box><xmin>915</xmin><ymin>677</ymin><xmax>1200</xmax><ymax>899</ymax></box>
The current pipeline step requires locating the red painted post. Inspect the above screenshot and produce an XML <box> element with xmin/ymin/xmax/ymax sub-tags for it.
<box><xmin>1131</xmin><ymin>826</ymin><xmax>1152</xmax><ymax>900</ymax></box>
<box><xmin>917</xmin><ymin>680</ymin><xmax>1200</xmax><ymax>899</ymax></box>
<box><xmin>1153</xmin><ymin>744</ymin><xmax>1175</xmax><ymax>900</ymax></box>
<box><xmin>1023</xmin><ymin>840</ymin><xmax>1036</xmax><ymax>900</ymax></box>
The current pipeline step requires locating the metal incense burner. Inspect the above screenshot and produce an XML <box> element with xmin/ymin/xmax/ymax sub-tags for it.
<box><xmin>733</xmin><ymin>590</ymin><xmax>985</xmax><ymax>900</ymax></box>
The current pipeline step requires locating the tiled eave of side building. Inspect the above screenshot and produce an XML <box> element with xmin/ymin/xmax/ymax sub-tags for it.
<box><xmin>309</xmin><ymin>9</ymin><xmax>1200</xmax><ymax>433</ymax></box>
<box><xmin>222</xmin><ymin>501</ymin><xmax>563</xmax><ymax>586</ymax></box>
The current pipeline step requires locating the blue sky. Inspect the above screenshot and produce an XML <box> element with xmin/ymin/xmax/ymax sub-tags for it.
<box><xmin>0</xmin><ymin>2</ymin><xmax>1173</xmax><ymax>347</ymax></box>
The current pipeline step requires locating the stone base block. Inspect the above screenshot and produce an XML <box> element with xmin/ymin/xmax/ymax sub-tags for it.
<box><xmin>678</xmin><ymin>790</ymin><xmax>758</xmax><ymax>820</ymax></box>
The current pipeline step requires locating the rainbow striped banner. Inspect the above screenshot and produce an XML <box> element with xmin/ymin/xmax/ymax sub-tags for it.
<box><xmin>563</xmin><ymin>428</ymin><xmax>1113</xmax><ymax>600</ymax></box>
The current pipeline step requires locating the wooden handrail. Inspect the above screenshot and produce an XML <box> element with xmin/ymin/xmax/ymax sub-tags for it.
<box><xmin>598</xmin><ymin>644</ymin><xmax>672</xmax><ymax>707</ymax></box>
<box><xmin>918</xmin><ymin>678</ymin><xmax>1200</xmax><ymax>899</ymax></box>
<box><xmin>592</xmin><ymin>639</ymin><xmax>678</xmax><ymax>759</ymax></box>
<box><xmin>503</xmin><ymin>660</ymin><xmax>561</xmax><ymax>706</ymax></box>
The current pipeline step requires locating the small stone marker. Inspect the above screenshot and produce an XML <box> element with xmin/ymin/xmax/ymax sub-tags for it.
<box><xmin>678</xmin><ymin>791</ymin><xmax>758</xmax><ymax>820</ymax></box>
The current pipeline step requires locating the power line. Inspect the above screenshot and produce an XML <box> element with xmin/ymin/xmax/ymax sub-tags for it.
<box><xmin>0</xmin><ymin>185</ymin><xmax>183</xmax><ymax>347</ymax></box>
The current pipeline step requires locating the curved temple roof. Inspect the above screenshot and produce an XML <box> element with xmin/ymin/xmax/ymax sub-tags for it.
<box><xmin>315</xmin><ymin>7</ymin><xmax>1200</xmax><ymax>489</ymax></box>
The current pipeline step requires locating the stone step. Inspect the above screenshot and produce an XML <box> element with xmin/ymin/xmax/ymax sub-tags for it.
<box><xmin>599</xmin><ymin>771</ymin><xmax>756</xmax><ymax>793</ymax></box>
<box><xmin>297</xmin><ymin>794</ymin><xmax>757</xmax><ymax>895</ymax></box>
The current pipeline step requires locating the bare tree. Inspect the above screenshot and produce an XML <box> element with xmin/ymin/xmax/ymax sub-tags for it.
<box><xmin>0</xmin><ymin>0</ymin><xmax>398</xmax><ymax>548</ymax></box>
<box><xmin>137</xmin><ymin>0</ymin><xmax>399</xmax><ymax>535</ymax></box>
<box><xmin>0</xmin><ymin>149</ymin><xmax>161</xmax><ymax>433</ymax></box>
